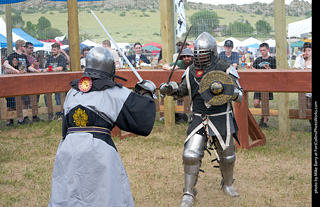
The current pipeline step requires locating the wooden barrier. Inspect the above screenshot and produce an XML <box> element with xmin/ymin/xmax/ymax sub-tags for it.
<box><xmin>0</xmin><ymin>69</ymin><xmax>312</xmax><ymax>147</ymax></box>
<box><xmin>0</xmin><ymin>70</ymin><xmax>184</xmax><ymax>139</ymax></box>
<box><xmin>234</xmin><ymin>69</ymin><xmax>312</xmax><ymax>149</ymax></box>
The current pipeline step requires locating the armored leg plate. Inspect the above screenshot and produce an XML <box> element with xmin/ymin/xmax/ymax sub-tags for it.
<box><xmin>215</xmin><ymin>138</ymin><xmax>239</xmax><ymax>197</ymax></box>
<box><xmin>181</xmin><ymin>134</ymin><xmax>206</xmax><ymax>206</ymax></box>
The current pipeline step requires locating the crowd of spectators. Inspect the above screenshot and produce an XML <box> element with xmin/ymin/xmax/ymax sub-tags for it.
<box><xmin>1</xmin><ymin>38</ymin><xmax>311</xmax><ymax>128</ymax></box>
<box><xmin>3</xmin><ymin>40</ymin><xmax>70</xmax><ymax>126</ymax></box>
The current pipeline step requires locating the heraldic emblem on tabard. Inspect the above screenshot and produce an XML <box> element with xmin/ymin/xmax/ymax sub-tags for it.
<box><xmin>73</xmin><ymin>108</ymin><xmax>89</xmax><ymax>127</ymax></box>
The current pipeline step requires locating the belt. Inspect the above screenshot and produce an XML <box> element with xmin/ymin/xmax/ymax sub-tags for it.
<box><xmin>67</xmin><ymin>126</ymin><xmax>111</xmax><ymax>135</ymax></box>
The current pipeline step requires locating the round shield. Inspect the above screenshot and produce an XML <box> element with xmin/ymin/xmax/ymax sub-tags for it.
<box><xmin>199</xmin><ymin>71</ymin><xmax>234</xmax><ymax>106</ymax></box>
<box><xmin>78</xmin><ymin>76</ymin><xmax>93</xmax><ymax>93</ymax></box>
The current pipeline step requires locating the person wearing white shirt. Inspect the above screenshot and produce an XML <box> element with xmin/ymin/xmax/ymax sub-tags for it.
<box><xmin>102</xmin><ymin>40</ymin><xmax>120</xmax><ymax>68</ymax></box>
<box><xmin>293</xmin><ymin>42</ymin><xmax>312</xmax><ymax>70</ymax></box>
<box><xmin>293</xmin><ymin>42</ymin><xmax>312</xmax><ymax>128</ymax></box>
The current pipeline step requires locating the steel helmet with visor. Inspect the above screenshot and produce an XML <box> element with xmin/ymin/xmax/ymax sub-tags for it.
<box><xmin>193</xmin><ymin>32</ymin><xmax>218</xmax><ymax>69</ymax></box>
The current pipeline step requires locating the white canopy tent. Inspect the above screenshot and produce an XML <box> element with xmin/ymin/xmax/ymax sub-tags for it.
<box><xmin>34</xmin><ymin>42</ymin><xmax>54</xmax><ymax>52</ymax></box>
<box><xmin>81</xmin><ymin>39</ymin><xmax>101</xmax><ymax>47</ymax></box>
<box><xmin>264</xmin><ymin>39</ymin><xmax>276</xmax><ymax>47</ymax></box>
<box><xmin>241</xmin><ymin>37</ymin><xmax>262</xmax><ymax>47</ymax></box>
<box><xmin>287</xmin><ymin>17</ymin><xmax>312</xmax><ymax>38</ymax></box>
<box><xmin>241</xmin><ymin>37</ymin><xmax>263</xmax><ymax>57</ymax></box>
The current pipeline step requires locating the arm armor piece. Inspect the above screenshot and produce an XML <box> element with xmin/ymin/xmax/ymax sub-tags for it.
<box><xmin>232</xmin><ymin>87</ymin><xmax>243</xmax><ymax>103</ymax></box>
<box><xmin>227</xmin><ymin>66</ymin><xmax>243</xmax><ymax>103</ymax></box>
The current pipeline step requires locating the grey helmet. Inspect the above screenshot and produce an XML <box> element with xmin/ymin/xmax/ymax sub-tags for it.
<box><xmin>83</xmin><ymin>47</ymin><xmax>116</xmax><ymax>80</ymax></box>
<box><xmin>193</xmin><ymin>32</ymin><xmax>218</xmax><ymax>69</ymax></box>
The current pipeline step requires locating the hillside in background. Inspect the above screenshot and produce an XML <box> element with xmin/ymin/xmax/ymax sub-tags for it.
<box><xmin>0</xmin><ymin>0</ymin><xmax>311</xmax><ymax>44</ymax></box>
<box><xmin>187</xmin><ymin>0</ymin><xmax>311</xmax><ymax>17</ymax></box>
<box><xmin>0</xmin><ymin>0</ymin><xmax>311</xmax><ymax>17</ymax></box>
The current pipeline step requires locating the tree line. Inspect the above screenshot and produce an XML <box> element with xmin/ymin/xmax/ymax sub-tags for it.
<box><xmin>12</xmin><ymin>14</ymin><xmax>63</xmax><ymax>40</ymax></box>
<box><xmin>189</xmin><ymin>10</ymin><xmax>272</xmax><ymax>38</ymax></box>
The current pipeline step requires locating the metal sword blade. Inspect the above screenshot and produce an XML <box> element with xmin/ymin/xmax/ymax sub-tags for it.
<box><xmin>166</xmin><ymin>25</ymin><xmax>192</xmax><ymax>84</ymax></box>
<box><xmin>91</xmin><ymin>10</ymin><xmax>143</xmax><ymax>83</ymax></box>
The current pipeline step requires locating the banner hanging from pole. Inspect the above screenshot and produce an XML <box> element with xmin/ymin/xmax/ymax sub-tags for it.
<box><xmin>175</xmin><ymin>0</ymin><xmax>186</xmax><ymax>38</ymax></box>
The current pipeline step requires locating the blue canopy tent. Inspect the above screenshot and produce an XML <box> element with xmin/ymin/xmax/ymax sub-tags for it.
<box><xmin>244</xmin><ymin>43</ymin><xmax>260</xmax><ymax>48</ymax></box>
<box><xmin>0</xmin><ymin>28</ymin><xmax>44</xmax><ymax>48</ymax></box>
<box><xmin>0</xmin><ymin>17</ymin><xmax>44</xmax><ymax>48</ymax></box>
<box><xmin>63</xmin><ymin>42</ymin><xmax>91</xmax><ymax>52</ymax></box>
<box><xmin>12</xmin><ymin>28</ymin><xmax>44</xmax><ymax>47</ymax></box>
<box><xmin>0</xmin><ymin>33</ymin><xmax>8</xmax><ymax>47</ymax></box>
<box><xmin>0</xmin><ymin>0</ymin><xmax>43</xmax><ymax>47</ymax></box>
<box><xmin>289</xmin><ymin>40</ymin><xmax>305</xmax><ymax>48</ymax></box>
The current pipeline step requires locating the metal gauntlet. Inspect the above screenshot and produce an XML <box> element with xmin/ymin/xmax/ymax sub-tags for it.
<box><xmin>159</xmin><ymin>81</ymin><xmax>179</xmax><ymax>97</ymax></box>
<box><xmin>134</xmin><ymin>80</ymin><xmax>157</xmax><ymax>99</ymax></box>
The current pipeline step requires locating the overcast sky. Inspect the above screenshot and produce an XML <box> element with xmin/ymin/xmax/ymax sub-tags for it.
<box><xmin>188</xmin><ymin>0</ymin><xmax>312</xmax><ymax>5</ymax></box>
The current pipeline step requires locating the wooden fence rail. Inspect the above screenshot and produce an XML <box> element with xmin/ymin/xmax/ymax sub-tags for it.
<box><xmin>0</xmin><ymin>69</ymin><xmax>312</xmax><ymax>148</ymax></box>
<box><xmin>233</xmin><ymin>69</ymin><xmax>311</xmax><ymax>149</ymax></box>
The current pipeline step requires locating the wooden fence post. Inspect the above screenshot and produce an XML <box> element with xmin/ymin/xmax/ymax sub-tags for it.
<box><xmin>5</xmin><ymin>4</ymin><xmax>13</xmax><ymax>55</ymax></box>
<box><xmin>160</xmin><ymin>0</ymin><xmax>175</xmax><ymax>127</ymax></box>
<box><xmin>274</xmin><ymin>0</ymin><xmax>290</xmax><ymax>134</ymax></box>
<box><xmin>234</xmin><ymin>92</ymin><xmax>249</xmax><ymax>149</ymax></box>
<box><xmin>67</xmin><ymin>0</ymin><xmax>81</xmax><ymax>71</ymax></box>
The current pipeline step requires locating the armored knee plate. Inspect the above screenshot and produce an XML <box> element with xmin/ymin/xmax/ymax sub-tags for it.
<box><xmin>183</xmin><ymin>134</ymin><xmax>206</xmax><ymax>166</ymax></box>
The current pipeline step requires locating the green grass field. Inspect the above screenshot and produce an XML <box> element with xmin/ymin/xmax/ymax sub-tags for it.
<box><xmin>0</xmin><ymin>118</ymin><xmax>312</xmax><ymax>206</ymax></box>
<box><xmin>0</xmin><ymin>8</ymin><xmax>307</xmax><ymax>44</ymax></box>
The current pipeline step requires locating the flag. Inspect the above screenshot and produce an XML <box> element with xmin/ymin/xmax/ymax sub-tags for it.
<box><xmin>55</xmin><ymin>34</ymin><xmax>66</xmax><ymax>42</ymax></box>
<box><xmin>175</xmin><ymin>0</ymin><xmax>186</xmax><ymax>38</ymax></box>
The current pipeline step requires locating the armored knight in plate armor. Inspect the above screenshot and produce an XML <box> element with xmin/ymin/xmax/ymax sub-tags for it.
<box><xmin>160</xmin><ymin>32</ymin><xmax>243</xmax><ymax>207</ymax></box>
<box><xmin>49</xmin><ymin>47</ymin><xmax>156</xmax><ymax>207</ymax></box>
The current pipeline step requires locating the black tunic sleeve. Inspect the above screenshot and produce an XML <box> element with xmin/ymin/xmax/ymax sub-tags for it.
<box><xmin>115</xmin><ymin>92</ymin><xmax>156</xmax><ymax>136</ymax></box>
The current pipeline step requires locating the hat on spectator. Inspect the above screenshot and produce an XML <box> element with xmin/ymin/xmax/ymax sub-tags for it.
<box><xmin>224</xmin><ymin>40</ymin><xmax>234</xmax><ymax>47</ymax></box>
<box><xmin>181</xmin><ymin>48</ymin><xmax>194</xmax><ymax>57</ymax></box>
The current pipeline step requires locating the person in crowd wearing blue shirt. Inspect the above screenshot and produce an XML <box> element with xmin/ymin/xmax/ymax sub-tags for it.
<box><xmin>218</xmin><ymin>40</ymin><xmax>239</xmax><ymax>69</ymax></box>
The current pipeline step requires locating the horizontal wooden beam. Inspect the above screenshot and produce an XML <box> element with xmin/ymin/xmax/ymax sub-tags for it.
<box><xmin>249</xmin><ymin>108</ymin><xmax>312</xmax><ymax>120</ymax></box>
<box><xmin>237</xmin><ymin>69</ymin><xmax>312</xmax><ymax>93</ymax></box>
<box><xmin>0</xmin><ymin>72</ymin><xmax>83</xmax><ymax>97</ymax></box>
<box><xmin>0</xmin><ymin>69</ymin><xmax>311</xmax><ymax>98</ymax></box>
<box><xmin>0</xmin><ymin>70</ymin><xmax>185</xmax><ymax>97</ymax></box>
